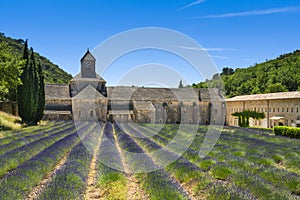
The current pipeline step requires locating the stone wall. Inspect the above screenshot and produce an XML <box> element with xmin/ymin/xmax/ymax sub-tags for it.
<box><xmin>43</xmin><ymin>111</ymin><xmax>72</xmax><ymax>121</ymax></box>
<box><xmin>72</xmin><ymin>99</ymin><xmax>108</xmax><ymax>122</ymax></box>
<box><xmin>0</xmin><ymin>102</ymin><xmax>18</xmax><ymax>116</ymax></box>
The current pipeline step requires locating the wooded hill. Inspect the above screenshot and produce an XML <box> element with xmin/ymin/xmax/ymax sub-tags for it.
<box><xmin>0</xmin><ymin>33</ymin><xmax>72</xmax><ymax>84</ymax></box>
<box><xmin>193</xmin><ymin>50</ymin><xmax>300</xmax><ymax>97</ymax></box>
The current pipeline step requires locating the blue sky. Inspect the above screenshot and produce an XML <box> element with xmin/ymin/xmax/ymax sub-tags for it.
<box><xmin>1</xmin><ymin>0</ymin><xmax>300</xmax><ymax>87</ymax></box>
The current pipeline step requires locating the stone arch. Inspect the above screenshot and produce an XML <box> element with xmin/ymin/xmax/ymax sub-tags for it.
<box><xmin>90</xmin><ymin>110</ymin><xmax>94</xmax><ymax>118</ymax></box>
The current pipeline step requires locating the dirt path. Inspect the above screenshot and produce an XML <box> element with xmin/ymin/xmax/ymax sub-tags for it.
<box><xmin>84</xmin><ymin>127</ymin><xmax>104</xmax><ymax>200</ymax></box>
<box><xmin>26</xmin><ymin>151</ymin><xmax>71</xmax><ymax>200</ymax></box>
<box><xmin>113</xmin><ymin>125</ymin><xmax>149</xmax><ymax>200</ymax></box>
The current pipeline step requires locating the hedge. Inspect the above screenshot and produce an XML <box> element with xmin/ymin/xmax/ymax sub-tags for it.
<box><xmin>274</xmin><ymin>126</ymin><xmax>300</xmax><ymax>139</ymax></box>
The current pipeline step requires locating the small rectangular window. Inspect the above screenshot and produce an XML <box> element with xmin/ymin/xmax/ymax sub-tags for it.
<box><xmin>291</xmin><ymin>107</ymin><xmax>294</xmax><ymax>113</ymax></box>
<box><xmin>273</xmin><ymin>108</ymin><xmax>275</xmax><ymax>112</ymax></box>
<box><xmin>297</xmin><ymin>107</ymin><xmax>299</xmax><ymax>113</ymax></box>
<box><xmin>282</xmin><ymin>107</ymin><xmax>284</xmax><ymax>112</ymax></box>
<box><xmin>287</xmin><ymin>107</ymin><xmax>289</xmax><ymax>112</ymax></box>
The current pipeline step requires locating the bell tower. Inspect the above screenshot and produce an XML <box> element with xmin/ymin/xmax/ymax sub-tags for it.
<box><xmin>80</xmin><ymin>49</ymin><xmax>96</xmax><ymax>78</ymax></box>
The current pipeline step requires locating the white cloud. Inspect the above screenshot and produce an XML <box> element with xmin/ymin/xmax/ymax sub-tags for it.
<box><xmin>178</xmin><ymin>46</ymin><xmax>231</xmax><ymax>60</ymax></box>
<box><xmin>178</xmin><ymin>0</ymin><xmax>206</xmax><ymax>10</ymax></box>
<box><xmin>204</xmin><ymin>48</ymin><xmax>237</xmax><ymax>52</ymax></box>
<box><xmin>210</xmin><ymin>55</ymin><xmax>230</xmax><ymax>60</ymax></box>
<box><xmin>200</xmin><ymin>7</ymin><xmax>300</xmax><ymax>18</ymax></box>
<box><xmin>178</xmin><ymin>46</ymin><xmax>237</xmax><ymax>52</ymax></box>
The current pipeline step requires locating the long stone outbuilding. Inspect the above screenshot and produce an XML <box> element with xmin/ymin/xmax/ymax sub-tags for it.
<box><xmin>226</xmin><ymin>92</ymin><xmax>300</xmax><ymax>128</ymax></box>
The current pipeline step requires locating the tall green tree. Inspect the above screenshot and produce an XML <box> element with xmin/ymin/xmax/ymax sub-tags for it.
<box><xmin>25</xmin><ymin>47</ymin><xmax>36</xmax><ymax>125</ymax></box>
<box><xmin>17</xmin><ymin>41</ymin><xmax>44</xmax><ymax>125</ymax></box>
<box><xmin>17</xmin><ymin>40</ymin><xmax>31</xmax><ymax>123</ymax></box>
<box><xmin>31</xmin><ymin>47</ymin><xmax>38</xmax><ymax>123</ymax></box>
<box><xmin>35</xmin><ymin>63</ymin><xmax>45</xmax><ymax>122</ymax></box>
<box><xmin>232</xmin><ymin>110</ymin><xmax>265</xmax><ymax>127</ymax></box>
<box><xmin>0</xmin><ymin>42</ymin><xmax>24</xmax><ymax>101</ymax></box>
<box><xmin>265</xmin><ymin>83</ymin><xmax>288</xmax><ymax>93</ymax></box>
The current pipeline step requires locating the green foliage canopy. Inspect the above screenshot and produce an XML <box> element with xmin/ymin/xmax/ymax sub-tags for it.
<box><xmin>193</xmin><ymin>50</ymin><xmax>300</xmax><ymax>97</ymax></box>
<box><xmin>232</xmin><ymin>110</ymin><xmax>265</xmax><ymax>127</ymax></box>
<box><xmin>0</xmin><ymin>33</ymin><xmax>72</xmax><ymax>85</ymax></box>
<box><xmin>0</xmin><ymin>42</ymin><xmax>25</xmax><ymax>101</ymax></box>
<box><xmin>17</xmin><ymin>41</ymin><xmax>45</xmax><ymax>125</ymax></box>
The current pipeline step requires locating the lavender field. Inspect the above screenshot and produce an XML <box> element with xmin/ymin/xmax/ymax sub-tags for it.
<box><xmin>0</xmin><ymin>121</ymin><xmax>299</xmax><ymax>200</ymax></box>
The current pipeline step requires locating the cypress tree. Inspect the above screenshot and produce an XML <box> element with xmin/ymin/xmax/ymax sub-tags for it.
<box><xmin>17</xmin><ymin>40</ymin><xmax>30</xmax><ymax>123</ymax></box>
<box><xmin>35</xmin><ymin>63</ymin><xmax>45</xmax><ymax>123</ymax></box>
<box><xmin>17</xmin><ymin>42</ymin><xmax>45</xmax><ymax>125</ymax></box>
<box><xmin>27</xmin><ymin>47</ymin><xmax>36</xmax><ymax>125</ymax></box>
<box><xmin>178</xmin><ymin>79</ymin><xmax>184</xmax><ymax>88</ymax></box>
<box><xmin>17</xmin><ymin>43</ymin><xmax>36</xmax><ymax>125</ymax></box>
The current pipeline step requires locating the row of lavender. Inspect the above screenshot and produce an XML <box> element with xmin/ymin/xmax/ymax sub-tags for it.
<box><xmin>132</xmin><ymin>123</ymin><xmax>260</xmax><ymax>199</ymax></box>
<box><xmin>0</xmin><ymin>121</ymin><xmax>77</xmax><ymax>177</ymax></box>
<box><xmin>37</xmin><ymin>123</ymin><xmax>102</xmax><ymax>199</ymax></box>
<box><xmin>0</xmin><ymin>121</ymin><xmax>73</xmax><ymax>155</ymax></box>
<box><xmin>114</xmin><ymin>123</ymin><xmax>190</xmax><ymax>200</ymax></box>
<box><xmin>140</xmin><ymin>123</ymin><xmax>300</xmax><ymax>199</ymax></box>
<box><xmin>0</xmin><ymin>121</ymin><xmax>65</xmax><ymax>144</ymax></box>
<box><xmin>0</xmin><ymin>121</ymin><xmax>91</xmax><ymax>199</ymax></box>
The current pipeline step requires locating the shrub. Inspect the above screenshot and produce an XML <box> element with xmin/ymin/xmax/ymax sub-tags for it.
<box><xmin>274</xmin><ymin>126</ymin><xmax>300</xmax><ymax>139</ymax></box>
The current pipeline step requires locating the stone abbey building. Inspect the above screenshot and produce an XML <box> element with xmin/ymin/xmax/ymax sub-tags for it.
<box><xmin>44</xmin><ymin>50</ymin><xmax>226</xmax><ymax>124</ymax></box>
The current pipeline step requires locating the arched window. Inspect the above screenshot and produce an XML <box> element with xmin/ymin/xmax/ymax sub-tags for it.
<box><xmin>163</xmin><ymin>102</ymin><xmax>168</xmax><ymax>108</ymax></box>
<box><xmin>90</xmin><ymin>110</ymin><xmax>94</xmax><ymax>117</ymax></box>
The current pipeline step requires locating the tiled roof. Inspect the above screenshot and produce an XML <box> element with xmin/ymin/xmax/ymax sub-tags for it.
<box><xmin>72</xmin><ymin>85</ymin><xmax>106</xmax><ymax>100</ymax></box>
<box><xmin>45</xmin><ymin>84</ymin><xmax>70</xmax><ymax>100</ymax></box>
<box><xmin>71</xmin><ymin>73</ymin><xmax>106</xmax><ymax>82</ymax></box>
<box><xmin>107</xmin><ymin>87</ymin><xmax>223</xmax><ymax>102</ymax></box>
<box><xmin>226</xmin><ymin>91</ymin><xmax>300</xmax><ymax>101</ymax></box>
<box><xmin>133</xmin><ymin>101</ymin><xmax>155</xmax><ymax>111</ymax></box>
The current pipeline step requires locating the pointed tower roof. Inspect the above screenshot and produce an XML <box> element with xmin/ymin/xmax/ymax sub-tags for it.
<box><xmin>80</xmin><ymin>49</ymin><xmax>96</xmax><ymax>62</ymax></box>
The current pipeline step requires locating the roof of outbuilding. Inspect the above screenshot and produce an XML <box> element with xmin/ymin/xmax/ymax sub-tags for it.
<box><xmin>133</xmin><ymin>101</ymin><xmax>155</xmax><ymax>111</ymax></box>
<box><xmin>107</xmin><ymin>87</ymin><xmax>223</xmax><ymax>102</ymax></box>
<box><xmin>45</xmin><ymin>84</ymin><xmax>70</xmax><ymax>100</ymax></box>
<box><xmin>226</xmin><ymin>91</ymin><xmax>300</xmax><ymax>102</ymax></box>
